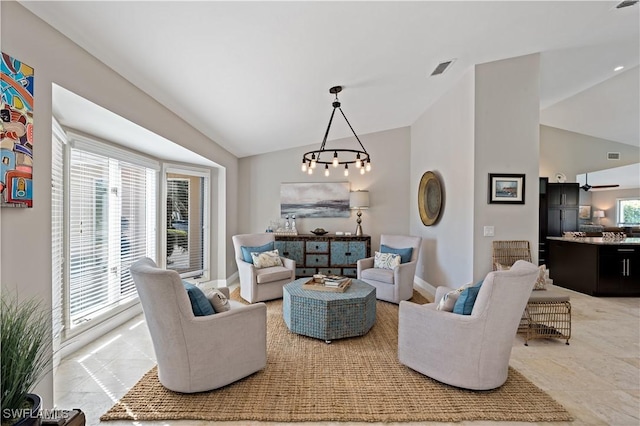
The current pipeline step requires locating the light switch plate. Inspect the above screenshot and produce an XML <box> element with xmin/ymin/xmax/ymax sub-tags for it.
<box><xmin>483</xmin><ymin>226</ymin><xmax>495</xmax><ymax>237</ymax></box>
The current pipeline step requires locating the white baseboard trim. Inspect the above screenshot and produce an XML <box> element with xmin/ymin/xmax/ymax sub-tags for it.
<box><xmin>225</xmin><ymin>271</ymin><xmax>239</xmax><ymax>287</ymax></box>
<box><xmin>414</xmin><ymin>276</ymin><xmax>437</xmax><ymax>298</ymax></box>
<box><xmin>196</xmin><ymin>272</ymin><xmax>238</xmax><ymax>291</ymax></box>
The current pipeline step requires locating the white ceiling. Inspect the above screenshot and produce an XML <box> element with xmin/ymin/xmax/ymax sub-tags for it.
<box><xmin>20</xmin><ymin>1</ymin><xmax>640</xmax><ymax>158</ymax></box>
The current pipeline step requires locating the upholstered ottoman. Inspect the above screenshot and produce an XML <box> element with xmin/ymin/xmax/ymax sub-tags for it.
<box><xmin>283</xmin><ymin>278</ymin><xmax>376</xmax><ymax>343</ymax></box>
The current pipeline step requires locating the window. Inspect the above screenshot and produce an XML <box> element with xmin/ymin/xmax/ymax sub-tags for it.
<box><xmin>617</xmin><ymin>198</ymin><xmax>640</xmax><ymax>226</ymax></box>
<box><xmin>55</xmin><ymin>132</ymin><xmax>158</xmax><ymax>335</ymax></box>
<box><xmin>165</xmin><ymin>167</ymin><xmax>209</xmax><ymax>279</ymax></box>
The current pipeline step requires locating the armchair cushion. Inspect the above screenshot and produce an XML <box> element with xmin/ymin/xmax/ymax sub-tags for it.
<box><xmin>381</xmin><ymin>244</ymin><xmax>413</xmax><ymax>264</ymax></box>
<box><xmin>205</xmin><ymin>288</ymin><xmax>230</xmax><ymax>313</ymax></box>
<box><xmin>360</xmin><ymin>266</ymin><xmax>394</xmax><ymax>284</ymax></box>
<box><xmin>251</xmin><ymin>249</ymin><xmax>283</xmax><ymax>269</ymax></box>
<box><xmin>436</xmin><ymin>289</ymin><xmax>461</xmax><ymax>312</ymax></box>
<box><xmin>241</xmin><ymin>242</ymin><xmax>274</xmax><ymax>263</ymax></box>
<box><xmin>182</xmin><ymin>281</ymin><xmax>215</xmax><ymax>316</ymax></box>
<box><xmin>453</xmin><ymin>282</ymin><xmax>483</xmax><ymax>315</ymax></box>
<box><xmin>255</xmin><ymin>265</ymin><xmax>294</xmax><ymax>284</ymax></box>
<box><xmin>374</xmin><ymin>251</ymin><xmax>401</xmax><ymax>269</ymax></box>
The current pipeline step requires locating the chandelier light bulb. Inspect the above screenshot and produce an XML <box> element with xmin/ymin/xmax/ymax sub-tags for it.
<box><xmin>311</xmin><ymin>159</ymin><xmax>317</xmax><ymax>169</ymax></box>
<box><xmin>365</xmin><ymin>160</ymin><xmax>371</xmax><ymax>172</ymax></box>
<box><xmin>308</xmin><ymin>166</ymin><xmax>313</xmax><ymax>175</ymax></box>
<box><xmin>301</xmin><ymin>161</ymin><xmax>307</xmax><ymax>172</ymax></box>
<box><xmin>355</xmin><ymin>153</ymin><xmax>362</xmax><ymax>168</ymax></box>
<box><xmin>332</xmin><ymin>152</ymin><xmax>339</xmax><ymax>167</ymax></box>
<box><xmin>344</xmin><ymin>164</ymin><xmax>349</xmax><ymax>176</ymax></box>
<box><xmin>324</xmin><ymin>164</ymin><xmax>330</xmax><ymax>177</ymax></box>
<box><xmin>360</xmin><ymin>167</ymin><xmax>365</xmax><ymax>175</ymax></box>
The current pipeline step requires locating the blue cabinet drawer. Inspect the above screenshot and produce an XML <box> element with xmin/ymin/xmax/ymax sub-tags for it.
<box><xmin>296</xmin><ymin>268</ymin><xmax>317</xmax><ymax>277</ymax></box>
<box><xmin>274</xmin><ymin>241</ymin><xmax>304</xmax><ymax>264</ymax></box>
<box><xmin>318</xmin><ymin>268</ymin><xmax>342</xmax><ymax>276</ymax></box>
<box><xmin>342</xmin><ymin>268</ymin><xmax>357</xmax><ymax>277</ymax></box>
<box><xmin>306</xmin><ymin>241</ymin><xmax>329</xmax><ymax>253</ymax></box>
<box><xmin>306</xmin><ymin>254</ymin><xmax>328</xmax><ymax>267</ymax></box>
<box><xmin>330</xmin><ymin>241</ymin><xmax>367</xmax><ymax>266</ymax></box>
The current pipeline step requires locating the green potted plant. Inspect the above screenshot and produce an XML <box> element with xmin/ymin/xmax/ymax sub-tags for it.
<box><xmin>1</xmin><ymin>293</ymin><xmax>53</xmax><ymax>426</ymax></box>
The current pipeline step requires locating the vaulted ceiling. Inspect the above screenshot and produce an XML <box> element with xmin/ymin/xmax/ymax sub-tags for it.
<box><xmin>21</xmin><ymin>1</ymin><xmax>640</xmax><ymax>157</ymax></box>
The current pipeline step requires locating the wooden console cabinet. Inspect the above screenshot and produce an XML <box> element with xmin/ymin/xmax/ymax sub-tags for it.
<box><xmin>275</xmin><ymin>234</ymin><xmax>371</xmax><ymax>278</ymax></box>
<box><xmin>548</xmin><ymin>237</ymin><xmax>640</xmax><ymax>296</ymax></box>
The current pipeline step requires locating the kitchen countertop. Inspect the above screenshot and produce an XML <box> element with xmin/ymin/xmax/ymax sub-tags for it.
<box><xmin>547</xmin><ymin>236</ymin><xmax>640</xmax><ymax>246</ymax></box>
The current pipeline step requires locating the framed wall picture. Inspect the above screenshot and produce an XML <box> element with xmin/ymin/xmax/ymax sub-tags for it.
<box><xmin>579</xmin><ymin>205</ymin><xmax>591</xmax><ymax>220</ymax></box>
<box><xmin>488</xmin><ymin>173</ymin><xmax>525</xmax><ymax>204</ymax></box>
<box><xmin>280</xmin><ymin>182</ymin><xmax>350</xmax><ymax>218</ymax></box>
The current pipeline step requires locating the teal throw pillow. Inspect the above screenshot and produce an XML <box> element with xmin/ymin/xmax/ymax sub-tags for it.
<box><xmin>182</xmin><ymin>281</ymin><xmax>215</xmax><ymax>316</ymax></box>
<box><xmin>381</xmin><ymin>244</ymin><xmax>413</xmax><ymax>264</ymax></box>
<box><xmin>452</xmin><ymin>281</ymin><xmax>483</xmax><ymax>315</ymax></box>
<box><xmin>241</xmin><ymin>242</ymin><xmax>274</xmax><ymax>263</ymax></box>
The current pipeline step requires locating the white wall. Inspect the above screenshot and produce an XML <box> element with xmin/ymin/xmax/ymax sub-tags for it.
<box><xmin>410</xmin><ymin>69</ymin><xmax>475</xmax><ymax>288</ymax></box>
<box><xmin>238</xmin><ymin>126</ymin><xmax>411</xmax><ymax>258</ymax></box>
<box><xmin>540</xmin><ymin>125</ymin><xmax>639</xmax><ymax>181</ymax></box>
<box><xmin>0</xmin><ymin>1</ymin><xmax>240</xmax><ymax>406</ymax></box>
<box><xmin>591</xmin><ymin>188</ymin><xmax>640</xmax><ymax>227</ymax></box>
<box><xmin>473</xmin><ymin>53</ymin><xmax>541</xmax><ymax>280</ymax></box>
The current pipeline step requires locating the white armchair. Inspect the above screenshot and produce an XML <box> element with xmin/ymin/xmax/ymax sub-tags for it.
<box><xmin>357</xmin><ymin>234</ymin><xmax>422</xmax><ymax>303</ymax></box>
<box><xmin>130</xmin><ymin>257</ymin><xmax>267</xmax><ymax>393</ymax></box>
<box><xmin>232</xmin><ymin>233</ymin><xmax>296</xmax><ymax>303</ymax></box>
<box><xmin>398</xmin><ymin>260</ymin><xmax>539</xmax><ymax>390</ymax></box>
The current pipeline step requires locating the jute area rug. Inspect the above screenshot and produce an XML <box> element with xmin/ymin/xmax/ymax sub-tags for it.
<box><xmin>101</xmin><ymin>289</ymin><xmax>572</xmax><ymax>423</ymax></box>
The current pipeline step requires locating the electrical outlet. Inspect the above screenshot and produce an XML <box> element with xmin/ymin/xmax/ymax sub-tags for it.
<box><xmin>483</xmin><ymin>226</ymin><xmax>495</xmax><ymax>237</ymax></box>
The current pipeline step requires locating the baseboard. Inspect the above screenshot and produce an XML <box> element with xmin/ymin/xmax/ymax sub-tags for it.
<box><xmin>196</xmin><ymin>272</ymin><xmax>238</xmax><ymax>291</ymax></box>
<box><xmin>414</xmin><ymin>276</ymin><xmax>436</xmax><ymax>299</ymax></box>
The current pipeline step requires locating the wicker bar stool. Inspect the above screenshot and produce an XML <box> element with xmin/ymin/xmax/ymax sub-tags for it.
<box><xmin>492</xmin><ymin>240</ymin><xmax>571</xmax><ymax>345</ymax></box>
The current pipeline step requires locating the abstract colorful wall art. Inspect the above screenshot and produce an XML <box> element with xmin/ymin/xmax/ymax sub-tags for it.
<box><xmin>1</xmin><ymin>52</ymin><xmax>34</xmax><ymax>208</ymax></box>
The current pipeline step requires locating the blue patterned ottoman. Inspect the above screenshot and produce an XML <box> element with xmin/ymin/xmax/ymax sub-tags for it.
<box><xmin>283</xmin><ymin>278</ymin><xmax>376</xmax><ymax>343</ymax></box>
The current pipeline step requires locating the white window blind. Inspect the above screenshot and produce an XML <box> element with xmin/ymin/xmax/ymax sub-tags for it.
<box><xmin>165</xmin><ymin>169</ymin><xmax>209</xmax><ymax>279</ymax></box>
<box><xmin>51</xmin><ymin>120</ymin><xmax>66</xmax><ymax>341</ymax></box>
<box><xmin>68</xmin><ymin>146</ymin><xmax>156</xmax><ymax>329</ymax></box>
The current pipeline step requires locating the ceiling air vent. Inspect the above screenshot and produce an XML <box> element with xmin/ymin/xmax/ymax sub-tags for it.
<box><xmin>616</xmin><ymin>0</ymin><xmax>638</xmax><ymax>8</ymax></box>
<box><xmin>430</xmin><ymin>59</ymin><xmax>456</xmax><ymax>76</ymax></box>
<box><xmin>607</xmin><ymin>152</ymin><xmax>621</xmax><ymax>160</ymax></box>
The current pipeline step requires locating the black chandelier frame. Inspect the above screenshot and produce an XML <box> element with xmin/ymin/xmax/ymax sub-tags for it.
<box><xmin>301</xmin><ymin>86</ymin><xmax>371</xmax><ymax>173</ymax></box>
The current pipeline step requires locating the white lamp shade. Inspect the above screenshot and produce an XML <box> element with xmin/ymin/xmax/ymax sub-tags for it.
<box><xmin>349</xmin><ymin>191</ymin><xmax>369</xmax><ymax>209</ymax></box>
<box><xmin>593</xmin><ymin>210</ymin><xmax>605</xmax><ymax>218</ymax></box>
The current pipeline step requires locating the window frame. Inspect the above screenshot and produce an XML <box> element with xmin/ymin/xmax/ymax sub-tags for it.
<box><xmin>161</xmin><ymin>163</ymin><xmax>211</xmax><ymax>280</ymax></box>
<box><xmin>616</xmin><ymin>197</ymin><xmax>640</xmax><ymax>226</ymax></box>
<box><xmin>61</xmin><ymin>131</ymin><xmax>160</xmax><ymax>339</ymax></box>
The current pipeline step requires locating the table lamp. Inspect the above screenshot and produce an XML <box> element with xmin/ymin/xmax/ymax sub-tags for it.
<box><xmin>593</xmin><ymin>210</ymin><xmax>605</xmax><ymax>225</ymax></box>
<box><xmin>349</xmin><ymin>190</ymin><xmax>370</xmax><ymax>236</ymax></box>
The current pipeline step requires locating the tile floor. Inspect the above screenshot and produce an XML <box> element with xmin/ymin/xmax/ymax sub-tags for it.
<box><xmin>54</xmin><ymin>282</ymin><xmax>640</xmax><ymax>426</ymax></box>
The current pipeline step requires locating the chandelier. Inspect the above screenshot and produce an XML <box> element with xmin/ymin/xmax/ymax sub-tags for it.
<box><xmin>301</xmin><ymin>86</ymin><xmax>371</xmax><ymax>177</ymax></box>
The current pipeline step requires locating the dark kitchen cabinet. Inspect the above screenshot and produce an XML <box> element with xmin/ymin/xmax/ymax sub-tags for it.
<box><xmin>545</xmin><ymin>183</ymin><xmax>579</xmax><ymax>237</ymax></box>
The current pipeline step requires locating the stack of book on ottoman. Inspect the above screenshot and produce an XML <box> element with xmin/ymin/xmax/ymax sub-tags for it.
<box><xmin>302</xmin><ymin>274</ymin><xmax>352</xmax><ymax>292</ymax></box>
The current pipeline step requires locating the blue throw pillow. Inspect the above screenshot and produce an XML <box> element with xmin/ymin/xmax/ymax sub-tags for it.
<box><xmin>453</xmin><ymin>281</ymin><xmax>483</xmax><ymax>315</ymax></box>
<box><xmin>380</xmin><ymin>244</ymin><xmax>413</xmax><ymax>264</ymax></box>
<box><xmin>183</xmin><ymin>281</ymin><xmax>215</xmax><ymax>316</ymax></box>
<box><xmin>241</xmin><ymin>242</ymin><xmax>274</xmax><ymax>263</ymax></box>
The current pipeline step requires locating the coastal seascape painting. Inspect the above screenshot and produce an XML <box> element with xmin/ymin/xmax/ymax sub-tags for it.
<box><xmin>281</xmin><ymin>182</ymin><xmax>350</xmax><ymax>218</ymax></box>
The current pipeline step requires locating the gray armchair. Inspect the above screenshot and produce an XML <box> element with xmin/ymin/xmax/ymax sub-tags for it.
<box><xmin>232</xmin><ymin>233</ymin><xmax>296</xmax><ymax>303</ymax></box>
<box><xmin>130</xmin><ymin>257</ymin><xmax>267</xmax><ymax>393</ymax></box>
<box><xmin>357</xmin><ymin>234</ymin><xmax>422</xmax><ymax>303</ymax></box>
<box><xmin>398</xmin><ymin>260</ymin><xmax>538</xmax><ymax>390</ymax></box>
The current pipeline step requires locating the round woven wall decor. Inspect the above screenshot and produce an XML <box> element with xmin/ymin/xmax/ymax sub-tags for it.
<box><xmin>418</xmin><ymin>171</ymin><xmax>442</xmax><ymax>226</ymax></box>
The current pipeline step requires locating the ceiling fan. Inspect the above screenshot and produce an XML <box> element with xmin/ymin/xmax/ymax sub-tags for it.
<box><xmin>580</xmin><ymin>173</ymin><xmax>620</xmax><ymax>191</ymax></box>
